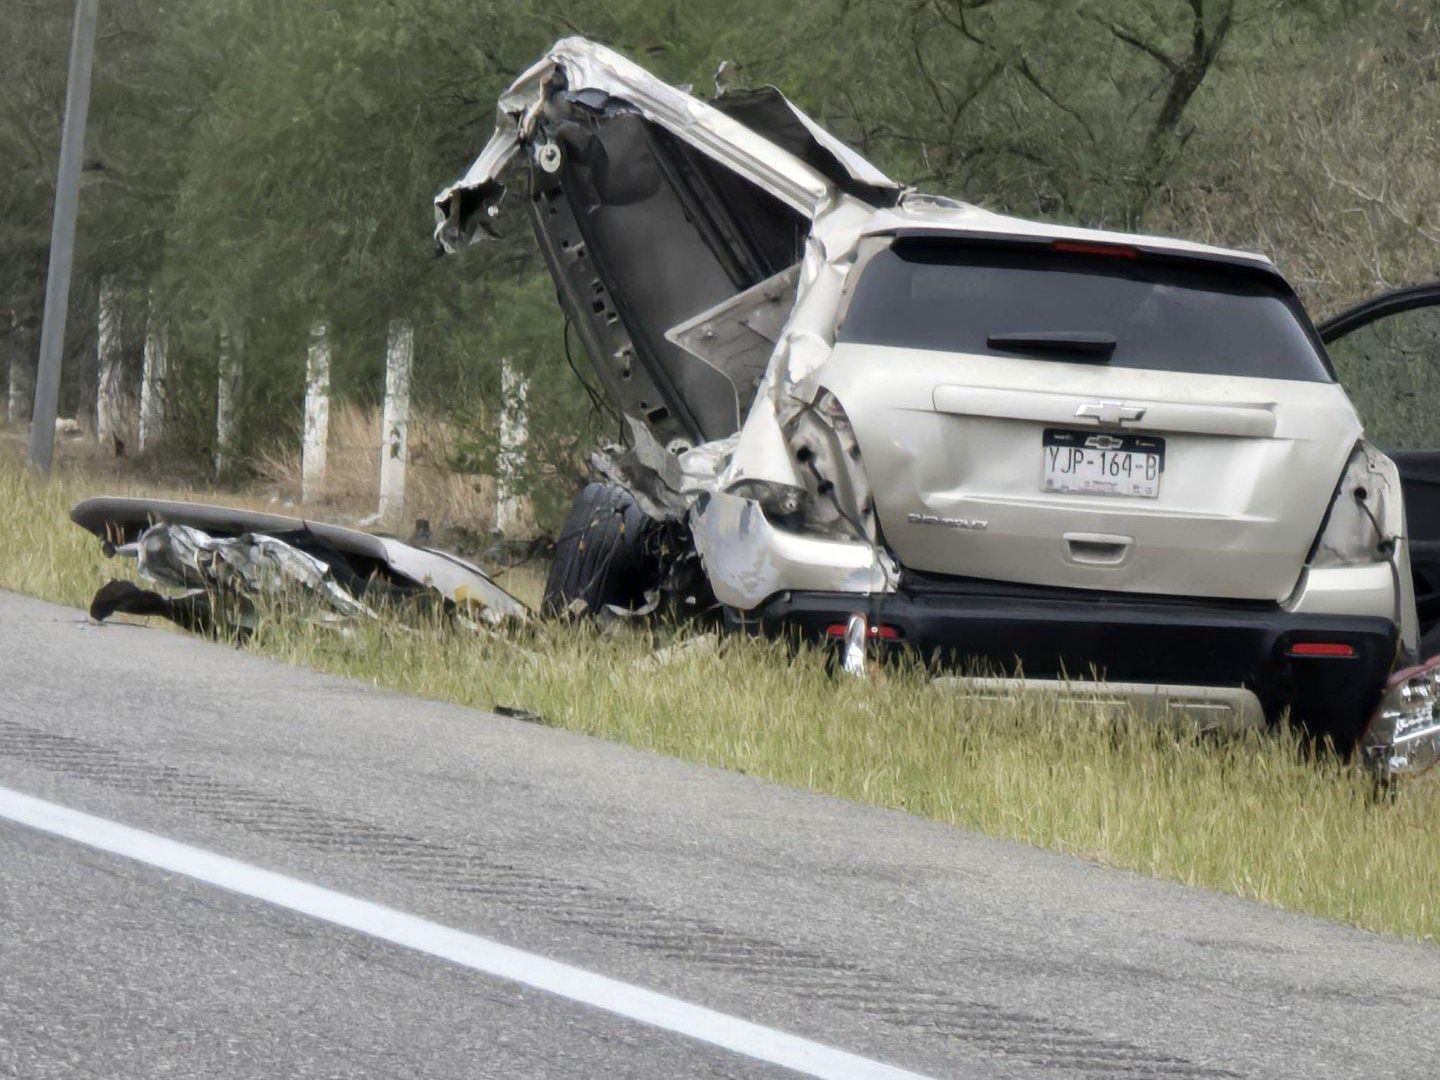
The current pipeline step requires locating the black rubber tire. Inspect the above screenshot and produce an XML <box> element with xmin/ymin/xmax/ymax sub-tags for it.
<box><xmin>543</xmin><ymin>483</ymin><xmax>658</xmax><ymax>617</ymax></box>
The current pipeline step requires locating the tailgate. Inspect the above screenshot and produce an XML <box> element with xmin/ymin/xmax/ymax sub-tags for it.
<box><xmin>822</xmin><ymin>240</ymin><xmax>1359</xmax><ymax>601</ymax></box>
<box><xmin>825</xmin><ymin>347</ymin><xmax>1359</xmax><ymax>600</ymax></box>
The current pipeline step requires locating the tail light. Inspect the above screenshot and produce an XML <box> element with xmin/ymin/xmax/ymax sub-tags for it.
<box><xmin>824</xmin><ymin>623</ymin><xmax>899</xmax><ymax>640</ymax></box>
<box><xmin>729</xmin><ymin>389</ymin><xmax>876</xmax><ymax>543</ymax></box>
<box><xmin>1287</xmin><ymin>642</ymin><xmax>1357</xmax><ymax>658</ymax></box>
<box><xmin>1052</xmin><ymin>240</ymin><xmax>1139</xmax><ymax>259</ymax></box>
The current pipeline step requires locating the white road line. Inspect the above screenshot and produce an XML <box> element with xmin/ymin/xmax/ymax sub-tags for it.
<box><xmin>0</xmin><ymin>786</ymin><xmax>940</xmax><ymax>1080</ymax></box>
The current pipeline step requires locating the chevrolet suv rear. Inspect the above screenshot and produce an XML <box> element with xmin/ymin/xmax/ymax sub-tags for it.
<box><xmin>437</xmin><ymin>37</ymin><xmax>1426</xmax><ymax>767</ymax></box>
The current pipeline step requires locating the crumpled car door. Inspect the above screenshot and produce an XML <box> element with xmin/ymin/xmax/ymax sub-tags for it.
<box><xmin>435</xmin><ymin>38</ymin><xmax>900</xmax><ymax>453</ymax></box>
<box><xmin>1321</xmin><ymin>280</ymin><xmax>1440</xmax><ymax>643</ymax></box>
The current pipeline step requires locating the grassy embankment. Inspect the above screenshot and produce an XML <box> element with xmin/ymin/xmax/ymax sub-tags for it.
<box><xmin>2</xmin><ymin>451</ymin><xmax>1437</xmax><ymax>942</ymax></box>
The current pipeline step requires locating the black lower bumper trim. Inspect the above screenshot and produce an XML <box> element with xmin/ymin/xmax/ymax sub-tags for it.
<box><xmin>738</xmin><ymin>585</ymin><xmax>1398</xmax><ymax>749</ymax></box>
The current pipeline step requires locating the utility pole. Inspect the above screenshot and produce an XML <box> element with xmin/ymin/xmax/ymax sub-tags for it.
<box><xmin>28</xmin><ymin>0</ymin><xmax>100</xmax><ymax>474</ymax></box>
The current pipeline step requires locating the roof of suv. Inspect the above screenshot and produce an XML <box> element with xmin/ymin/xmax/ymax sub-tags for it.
<box><xmin>863</xmin><ymin>194</ymin><xmax>1281</xmax><ymax>278</ymax></box>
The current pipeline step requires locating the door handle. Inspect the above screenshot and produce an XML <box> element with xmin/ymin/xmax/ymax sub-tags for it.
<box><xmin>1064</xmin><ymin>532</ymin><xmax>1133</xmax><ymax>566</ymax></box>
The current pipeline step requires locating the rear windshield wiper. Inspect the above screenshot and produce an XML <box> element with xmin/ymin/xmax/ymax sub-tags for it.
<box><xmin>986</xmin><ymin>331</ymin><xmax>1117</xmax><ymax>360</ymax></box>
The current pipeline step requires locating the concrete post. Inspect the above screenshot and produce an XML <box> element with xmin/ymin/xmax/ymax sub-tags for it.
<box><xmin>6</xmin><ymin>319</ymin><xmax>35</xmax><ymax>427</ymax></box>
<box><xmin>138</xmin><ymin>293</ymin><xmax>169</xmax><ymax>452</ymax></box>
<box><xmin>95</xmin><ymin>274</ymin><xmax>123</xmax><ymax>453</ymax></box>
<box><xmin>378</xmin><ymin>319</ymin><xmax>413</xmax><ymax>531</ymax></box>
<box><xmin>301</xmin><ymin>320</ymin><xmax>330</xmax><ymax>504</ymax></box>
<box><xmin>215</xmin><ymin>321</ymin><xmax>243</xmax><ymax>476</ymax></box>
<box><xmin>497</xmin><ymin>357</ymin><xmax>530</xmax><ymax>537</ymax></box>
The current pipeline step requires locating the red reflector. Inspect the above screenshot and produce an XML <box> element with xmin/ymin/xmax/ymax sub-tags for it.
<box><xmin>1052</xmin><ymin>240</ymin><xmax>1140</xmax><ymax>259</ymax></box>
<box><xmin>823</xmin><ymin>623</ymin><xmax>900</xmax><ymax>640</ymax></box>
<box><xmin>1288</xmin><ymin>642</ymin><xmax>1356</xmax><ymax>658</ymax></box>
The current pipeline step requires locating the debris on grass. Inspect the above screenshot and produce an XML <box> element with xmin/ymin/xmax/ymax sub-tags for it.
<box><xmin>4</xmin><ymin>460</ymin><xmax>1438</xmax><ymax>939</ymax></box>
<box><xmin>71</xmin><ymin>496</ymin><xmax>529</xmax><ymax>637</ymax></box>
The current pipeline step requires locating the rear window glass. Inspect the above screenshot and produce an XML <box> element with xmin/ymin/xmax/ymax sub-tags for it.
<box><xmin>837</xmin><ymin>242</ymin><xmax>1333</xmax><ymax>382</ymax></box>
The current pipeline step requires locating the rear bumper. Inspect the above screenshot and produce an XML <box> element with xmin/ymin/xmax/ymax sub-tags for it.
<box><xmin>736</xmin><ymin>580</ymin><xmax>1398</xmax><ymax>747</ymax></box>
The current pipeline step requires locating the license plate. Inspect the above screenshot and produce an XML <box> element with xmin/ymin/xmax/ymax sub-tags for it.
<box><xmin>1042</xmin><ymin>429</ymin><xmax>1164</xmax><ymax>498</ymax></box>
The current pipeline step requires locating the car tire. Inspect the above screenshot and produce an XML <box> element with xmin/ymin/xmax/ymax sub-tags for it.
<box><xmin>543</xmin><ymin>483</ymin><xmax>659</xmax><ymax>617</ymax></box>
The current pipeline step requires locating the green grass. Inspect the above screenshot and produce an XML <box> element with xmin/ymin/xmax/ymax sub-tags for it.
<box><xmin>4</xmin><ymin>451</ymin><xmax>1439</xmax><ymax>941</ymax></box>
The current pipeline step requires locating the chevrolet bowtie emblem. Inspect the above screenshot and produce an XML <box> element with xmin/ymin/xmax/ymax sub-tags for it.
<box><xmin>1075</xmin><ymin>401</ymin><xmax>1146</xmax><ymax>425</ymax></box>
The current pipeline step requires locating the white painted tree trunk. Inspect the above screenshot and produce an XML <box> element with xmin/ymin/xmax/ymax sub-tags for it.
<box><xmin>497</xmin><ymin>357</ymin><xmax>530</xmax><ymax>537</ymax></box>
<box><xmin>138</xmin><ymin>294</ymin><xmax>168</xmax><ymax>453</ymax></box>
<box><xmin>215</xmin><ymin>321</ymin><xmax>243</xmax><ymax>476</ymax></box>
<box><xmin>378</xmin><ymin>318</ymin><xmax>413</xmax><ymax>531</ymax></box>
<box><xmin>95</xmin><ymin>274</ymin><xmax>123</xmax><ymax>453</ymax></box>
<box><xmin>301</xmin><ymin>319</ymin><xmax>331</xmax><ymax>504</ymax></box>
<box><xmin>6</xmin><ymin>322</ymin><xmax>33</xmax><ymax>426</ymax></box>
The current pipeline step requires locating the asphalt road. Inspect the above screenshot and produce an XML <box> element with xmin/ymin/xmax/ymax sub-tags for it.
<box><xmin>1</xmin><ymin>590</ymin><xmax>1437</xmax><ymax>1080</ymax></box>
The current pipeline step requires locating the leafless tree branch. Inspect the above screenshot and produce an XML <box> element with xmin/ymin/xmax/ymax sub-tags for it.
<box><xmin>1016</xmin><ymin>57</ymin><xmax>1099</xmax><ymax>147</ymax></box>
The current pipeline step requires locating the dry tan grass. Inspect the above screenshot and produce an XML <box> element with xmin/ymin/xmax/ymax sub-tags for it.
<box><xmin>0</xmin><ymin>407</ymin><xmax>518</xmax><ymax>543</ymax></box>
<box><xmin>5</xmin><ymin>450</ymin><xmax>1440</xmax><ymax>942</ymax></box>
<box><xmin>253</xmin><ymin>401</ymin><xmax>499</xmax><ymax>533</ymax></box>
<box><xmin>0</xmin><ymin>427</ymin><xmax>549</xmax><ymax>614</ymax></box>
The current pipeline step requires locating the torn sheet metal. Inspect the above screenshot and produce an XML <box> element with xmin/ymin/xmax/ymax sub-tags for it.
<box><xmin>72</xmin><ymin>497</ymin><xmax>529</xmax><ymax>634</ymax></box>
<box><xmin>433</xmin><ymin>35</ymin><xmax>902</xmax><ymax>556</ymax></box>
<box><xmin>690</xmin><ymin>490</ymin><xmax>896</xmax><ymax>609</ymax></box>
<box><xmin>589</xmin><ymin>418</ymin><xmax>737</xmax><ymax>521</ymax></box>
<box><xmin>665</xmin><ymin>265</ymin><xmax>800</xmax><ymax>425</ymax></box>
<box><xmin>141</xmin><ymin>524</ymin><xmax>376</xmax><ymax>617</ymax></box>
<box><xmin>704</xmin><ymin>85</ymin><xmax>900</xmax><ymax>207</ymax></box>
<box><xmin>718</xmin><ymin>198</ymin><xmax>880</xmax><ymax>503</ymax></box>
<box><xmin>92</xmin><ymin>523</ymin><xmax>381</xmax><ymax>634</ymax></box>
<box><xmin>433</xmin><ymin>37</ymin><xmax>900</xmax><ymax>253</ymax></box>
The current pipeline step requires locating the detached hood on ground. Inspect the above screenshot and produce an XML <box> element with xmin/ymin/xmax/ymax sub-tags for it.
<box><xmin>434</xmin><ymin>38</ymin><xmax>901</xmax><ymax>511</ymax></box>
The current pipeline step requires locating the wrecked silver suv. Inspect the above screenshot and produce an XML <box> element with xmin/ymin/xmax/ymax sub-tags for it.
<box><xmin>437</xmin><ymin>38</ymin><xmax>1440</xmax><ymax>777</ymax></box>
